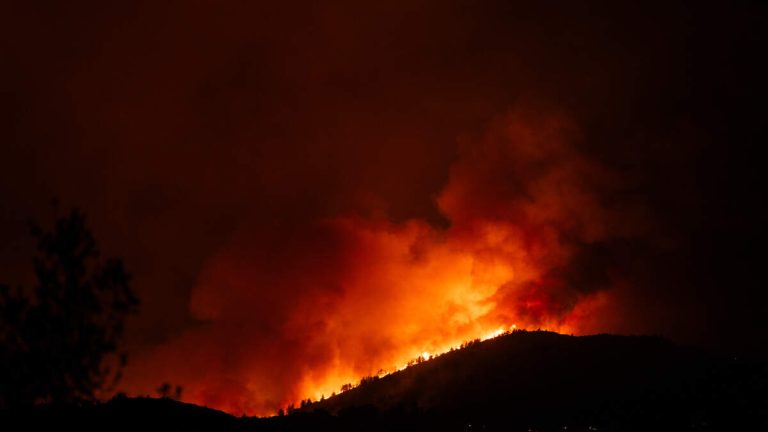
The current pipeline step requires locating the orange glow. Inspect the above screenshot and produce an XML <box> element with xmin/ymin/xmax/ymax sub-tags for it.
<box><xmin>120</xmin><ymin>105</ymin><xmax>625</xmax><ymax>416</ymax></box>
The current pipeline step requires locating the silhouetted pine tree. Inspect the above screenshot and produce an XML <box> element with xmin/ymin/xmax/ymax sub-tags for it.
<box><xmin>0</xmin><ymin>209</ymin><xmax>139</xmax><ymax>408</ymax></box>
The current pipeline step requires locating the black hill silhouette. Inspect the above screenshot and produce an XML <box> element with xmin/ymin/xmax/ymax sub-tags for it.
<box><xmin>2</xmin><ymin>331</ymin><xmax>765</xmax><ymax>431</ymax></box>
<box><xmin>299</xmin><ymin>331</ymin><xmax>767</xmax><ymax>431</ymax></box>
<box><xmin>0</xmin><ymin>209</ymin><xmax>139</xmax><ymax>409</ymax></box>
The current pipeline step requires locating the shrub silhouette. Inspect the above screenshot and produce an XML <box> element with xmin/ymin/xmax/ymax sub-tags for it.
<box><xmin>156</xmin><ymin>382</ymin><xmax>183</xmax><ymax>400</ymax></box>
<box><xmin>0</xmin><ymin>210</ymin><xmax>139</xmax><ymax>408</ymax></box>
<box><xmin>157</xmin><ymin>383</ymin><xmax>172</xmax><ymax>399</ymax></box>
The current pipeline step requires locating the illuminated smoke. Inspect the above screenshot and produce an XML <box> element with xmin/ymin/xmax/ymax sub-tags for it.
<box><xmin>122</xmin><ymin>104</ymin><xmax>632</xmax><ymax>415</ymax></box>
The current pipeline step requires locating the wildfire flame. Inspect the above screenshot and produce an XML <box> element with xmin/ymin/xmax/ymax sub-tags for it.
<box><xmin>122</xmin><ymin>105</ymin><xmax>624</xmax><ymax>416</ymax></box>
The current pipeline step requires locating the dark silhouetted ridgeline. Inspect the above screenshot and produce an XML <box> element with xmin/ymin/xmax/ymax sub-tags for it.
<box><xmin>2</xmin><ymin>331</ymin><xmax>765</xmax><ymax>431</ymax></box>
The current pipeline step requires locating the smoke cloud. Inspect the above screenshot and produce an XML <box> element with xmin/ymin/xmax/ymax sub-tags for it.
<box><xmin>121</xmin><ymin>103</ymin><xmax>642</xmax><ymax>414</ymax></box>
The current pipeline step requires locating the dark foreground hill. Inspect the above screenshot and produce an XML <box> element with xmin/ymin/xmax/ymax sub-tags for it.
<box><xmin>2</xmin><ymin>331</ymin><xmax>765</xmax><ymax>431</ymax></box>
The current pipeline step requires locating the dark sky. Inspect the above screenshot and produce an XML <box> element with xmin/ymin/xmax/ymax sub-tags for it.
<box><xmin>2</xmin><ymin>0</ymin><xmax>766</xmax><ymax>414</ymax></box>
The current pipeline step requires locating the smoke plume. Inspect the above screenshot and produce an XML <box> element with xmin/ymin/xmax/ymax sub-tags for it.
<box><xmin>122</xmin><ymin>103</ymin><xmax>638</xmax><ymax>414</ymax></box>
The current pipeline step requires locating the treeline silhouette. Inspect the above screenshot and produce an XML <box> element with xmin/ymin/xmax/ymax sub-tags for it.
<box><xmin>321</xmin><ymin>337</ymin><xmax>489</xmax><ymax>401</ymax></box>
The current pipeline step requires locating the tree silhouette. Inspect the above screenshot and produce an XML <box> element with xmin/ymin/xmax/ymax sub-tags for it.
<box><xmin>156</xmin><ymin>382</ymin><xmax>183</xmax><ymax>400</ymax></box>
<box><xmin>157</xmin><ymin>383</ymin><xmax>172</xmax><ymax>399</ymax></box>
<box><xmin>0</xmin><ymin>210</ymin><xmax>139</xmax><ymax>408</ymax></box>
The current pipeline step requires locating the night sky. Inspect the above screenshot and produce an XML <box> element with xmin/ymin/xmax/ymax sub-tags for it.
<box><xmin>1</xmin><ymin>1</ymin><xmax>766</xmax><ymax>415</ymax></box>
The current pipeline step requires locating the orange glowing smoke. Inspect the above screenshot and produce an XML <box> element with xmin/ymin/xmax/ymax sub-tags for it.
<box><xmin>121</xmin><ymin>104</ymin><xmax>633</xmax><ymax>415</ymax></box>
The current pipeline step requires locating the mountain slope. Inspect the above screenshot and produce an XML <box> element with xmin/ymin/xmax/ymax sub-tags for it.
<box><xmin>301</xmin><ymin>330</ymin><xmax>766</xmax><ymax>430</ymax></box>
